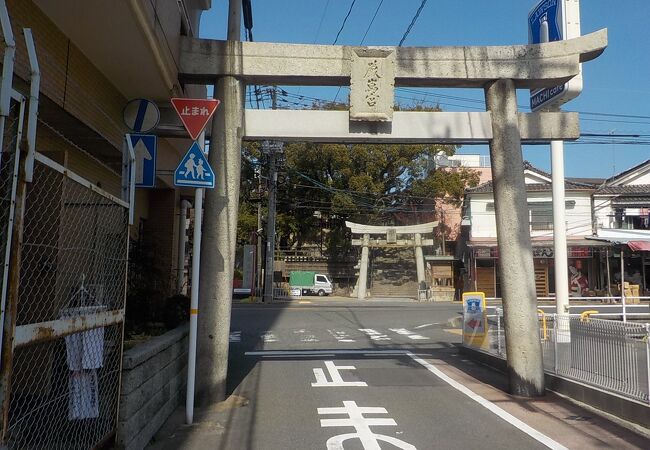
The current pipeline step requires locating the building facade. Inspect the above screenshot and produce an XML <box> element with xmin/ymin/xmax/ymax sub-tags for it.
<box><xmin>460</xmin><ymin>160</ymin><xmax>650</xmax><ymax>298</ymax></box>
<box><xmin>6</xmin><ymin>0</ymin><xmax>210</xmax><ymax>296</ymax></box>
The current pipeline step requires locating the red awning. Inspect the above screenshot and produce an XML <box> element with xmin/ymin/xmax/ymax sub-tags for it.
<box><xmin>627</xmin><ymin>241</ymin><xmax>650</xmax><ymax>252</ymax></box>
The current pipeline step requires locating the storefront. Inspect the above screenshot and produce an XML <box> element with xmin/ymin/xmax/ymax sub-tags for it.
<box><xmin>468</xmin><ymin>241</ymin><xmax>612</xmax><ymax>298</ymax></box>
<box><xmin>588</xmin><ymin>236</ymin><xmax>650</xmax><ymax>296</ymax></box>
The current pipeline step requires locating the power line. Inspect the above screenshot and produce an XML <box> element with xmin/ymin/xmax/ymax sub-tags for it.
<box><xmin>360</xmin><ymin>0</ymin><xmax>385</xmax><ymax>45</ymax></box>
<box><xmin>398</xmin><ymin>0</ymin><xmax>429</xmax><ymax>47</ymax></box>
<box><xmin>333</xmin><ymin>0</ymin><xmax>357</xmax><ymax>45</ymax></box>
<box><xmin>313</xmin><ymin>0</ymin><xmax>332</xmax><ymax>44</ymax></box>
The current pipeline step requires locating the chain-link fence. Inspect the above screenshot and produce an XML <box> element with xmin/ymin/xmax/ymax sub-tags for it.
<box><xmin>2</xmin><ymin>153</ymin><xmax>129</xmax><ymax>449</ymax></box>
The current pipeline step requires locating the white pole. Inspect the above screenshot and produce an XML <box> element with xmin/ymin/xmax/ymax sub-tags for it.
<box><xmin>186</xmin><ymin>131</ymin><xmax>205</xmax><ymax>424</ymax></box>
<box><xmin>177</xmin><ymin>199</ymin><xmax>190</xmax><ymax>293</ymax></box>
<box><xmin>551</xmin><ymin>140</ymin><xmax>570</xmax><ymax>343</ymax></box>
<box><xmin>621</xmin><ymin>249</ymin><xmax>626</xmax><ymax>323</ymax></box>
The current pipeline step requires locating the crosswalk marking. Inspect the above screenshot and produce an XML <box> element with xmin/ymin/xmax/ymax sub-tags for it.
<box><xmin>359</xmin><ymin>329</ymin><xmax>391</xmax><ymax>341</ymax></box>
<box><xmin>262</xmin><ymin>331</ymin><xmax>279</xmax><ymax>343</ymax></box>
<box><xmin>328</xmin><ymin>329</ymin><xmax>356</xmax><ymax>343</ymax></box>
<box><xmin>229</xmin><ymin>327</ymin><xmax>430</xmax><ymax>344</ymax></box>
<box><xmin>389</xmin><ymin>328</ymin><xmax>429</xmax><ymax>340</ymax></box>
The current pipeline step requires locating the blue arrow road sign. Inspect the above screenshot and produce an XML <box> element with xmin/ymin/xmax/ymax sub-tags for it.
<box><xmin>528</xmin><ymin>0</ymin><xmax>582</xmax><ymax>111</ymax></box>
<box><xmin>174</xmin><ymin>142</ymin><xmax>215</xmax><ymax>188</ymax></box>
<box><xmin>129</xmin><ymin>134</ymin><xmax>157</xmax><ymax>188</ymax></box>
<box><xmin>528</xmin><ymin>0</ymin><xmax>562</xmax><ymax>45</ymax></box>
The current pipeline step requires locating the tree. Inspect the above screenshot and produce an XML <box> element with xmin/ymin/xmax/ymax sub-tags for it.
<box><xmin>237</xmin><ymin>103</ymin><xmax>481</xmax><ymax>257</ymax></box>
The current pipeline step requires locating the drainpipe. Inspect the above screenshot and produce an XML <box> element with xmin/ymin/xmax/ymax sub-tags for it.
<box><xmin>176</xmin><ymin>199</ymin><xmax>190</xmax><ymax>293</ymax></box>
<box><xmin>0</xmin><ymin>0</ymin><xmax>16</xmax><ymax>163</ymax></box>
<box><xmin>127</xmin><ymin>0</ymin><xmax>181</xmax><ymax>96</ymax></box>
<box><xmin>23</xmin><ymin>28</ymin><xmax>40</xmax><ymax>183</ymax></box>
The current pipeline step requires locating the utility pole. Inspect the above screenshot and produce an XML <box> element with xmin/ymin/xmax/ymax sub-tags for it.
<box><xmin>256</xmin><ymin>165</ymin><xmax>262</xmax><ymax>298</ymax></box>
<box><xmin>196</xmin><ymin>0</ymin><xmax>243</xmax><ymax>405</ymax></box>
<box><xmin>262</xmin><ymin>140</ymin><xmax>283</xmax><ymax>302</ymax></box>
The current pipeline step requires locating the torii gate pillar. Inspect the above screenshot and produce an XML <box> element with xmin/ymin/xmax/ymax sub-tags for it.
<box><xmin>358</xmin><ymin>234</ymin><xmax>370</xmax><ymax>299</ymax></box>
<box><xmin>485</xmin><ymin>79</ymin><xmax>544</xmax><ymax>396</ymax></box>
<box><xmin>414</xmin><ymin>233</ymin><xmax>426</xmax><ymax>287</ymax></box>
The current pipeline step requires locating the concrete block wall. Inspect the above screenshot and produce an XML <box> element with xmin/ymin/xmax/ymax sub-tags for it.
<box><xmin>117</xmin><ymin>324</ymin><xmax>189</xmax><ymax>450</ymax></box>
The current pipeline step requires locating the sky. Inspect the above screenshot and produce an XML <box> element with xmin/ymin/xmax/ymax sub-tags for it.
<box><xmin>199</xmin><ymin>0</ymin><xmax>650</xmax><ymax>179</ymax></box>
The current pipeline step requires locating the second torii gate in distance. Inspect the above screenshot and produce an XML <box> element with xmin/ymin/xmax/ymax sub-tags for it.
<box><xmin>177</xmin><ymin>5</ymin><xmax>607</xmax><ymax>403</ymax></box>
<box><xmin>346</xmin><ymin>221</ymin><xmax>437</xmax><ymax>300</ymax></box>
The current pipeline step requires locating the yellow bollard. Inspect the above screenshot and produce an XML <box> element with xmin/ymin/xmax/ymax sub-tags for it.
<box><xmin>580</xmin><ymin>310</ymin><xmax>599</xmax><ymax>322</ymax></box>
<box><xmin>537</xmin><ymin>309</ymin><xmax>547</xmax><ymax>340</ymax></box>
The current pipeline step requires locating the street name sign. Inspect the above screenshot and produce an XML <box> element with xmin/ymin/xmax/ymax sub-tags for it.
<box><xmin>123</xmin><ymin>98</ymin><xmax>160</xmax><ymax>133</ymax></box>
<box><xmin>128</xmin><ymin>134</ymin><xmax>157</xmax><ymax>188</ymax></box>
<box><xmin>174</xmin><ymin>142</ymin><xmax>215</xmax><ymax>188</ymax></box>
<box><xmin>171</xmin><ymin>98</ymin><xmax>220</xmax><ymax>140</ymax></box>
<box><xmin>529</xmin><ymin>0</ymin><xmax>582</xmax><ymax>111</ymax></box>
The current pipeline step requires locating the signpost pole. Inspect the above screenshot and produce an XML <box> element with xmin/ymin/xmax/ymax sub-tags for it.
<box><xmin>529</xmin><ymin>0</ymin><xmax>583</xmax><ymax>341</ymax></box>
<box><xmin>186</xmin><ymin>131</ymin><xmax>205</xmax><ymax>425</ymax></box>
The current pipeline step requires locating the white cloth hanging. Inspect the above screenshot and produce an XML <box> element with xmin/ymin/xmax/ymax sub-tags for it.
<box><xmin>62</xmin><ymin>306</ymin><xmax>106</xmax><ymax>370</ymax></box>
<box><xmin>68</xmin><ymin>370</ymin><xmax>99</xmax><ymax>420</ymax></box>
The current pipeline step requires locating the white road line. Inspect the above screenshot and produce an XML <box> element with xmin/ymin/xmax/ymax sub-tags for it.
<box><xmin>229</xmin><ymin>331</ymin><xmax>241</xmax><ymax>342</ymax></box>
<box><xmin>389</xmin><ymin>328</ymin><xmax>429</xmax><ymax>340</ymax></box>
<box><xmin>406</xmin><ymin>352</ymin><xmax>569</xmax><ymax>450</ymax></box>
<box><xmin>301</xmin><ymin>335</ymin><xmax>319</xmax><ymax>343</ymax></box>
<box><xmin>245</xmin><ymin>350</ymin><xmax>409</xmax><ymax>357</ymax></box>
<box><xmin>414</xmin><ymin>323</ymin><xmax>434</xmax><ymax>329</ymax></box>
<box><xmin>328</xmin><ymin>329</ymin><xmax>356</xmax><ymax>343</ymax></box>
<box><xmin>359</xmin><ymin>328</ymin><xmax>391</xmax><ymax>341</ymax></box>
<box><xmin>261</xmin><ymin>331</ymin><xmax>278</xmax><ymax>343</ymax></box>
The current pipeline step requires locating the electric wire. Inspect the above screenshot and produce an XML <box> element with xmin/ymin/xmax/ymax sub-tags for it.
<box><xmin>360</xmin><ymin>0</ymin><xmax>385</xmax><ymax>45</ymax></box>
<box><xmin>398</xmin><ymin>0</ymin><xmax>429</xmax><ymax>46</ymax></box>
<box><xmin>333</xmin><ymin>0</ymin><xmax>357</xmax><ymax>45</ymax></box>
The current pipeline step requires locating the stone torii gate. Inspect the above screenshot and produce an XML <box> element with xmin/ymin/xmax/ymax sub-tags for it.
<box><xmin>346</xmin><ymin>221</ymin><xmax>437</xmax><ymax>300</ymax></box>
<box><xmin>178</xmin><ymin>2</ymin><xmax>607</xmax><ymax>403</ymax></box>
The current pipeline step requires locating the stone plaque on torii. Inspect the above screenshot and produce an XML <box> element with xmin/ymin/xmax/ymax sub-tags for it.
<box><xmin>179</xmin><ymin>17</ymin><xmax>607</xmax><ymax>402</ymax></box>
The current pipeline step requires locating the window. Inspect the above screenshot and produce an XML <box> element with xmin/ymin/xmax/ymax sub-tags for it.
<box><xmin>529</xmin><ymin>204</ymin><xmax>553</xmax><ymax>231</ymax></box>
<box><xmin>316</xmin><ymin>275</ymin><xmax>326</xmax><ymax>283</ymax></box>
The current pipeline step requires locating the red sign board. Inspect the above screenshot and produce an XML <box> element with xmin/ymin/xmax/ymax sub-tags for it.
<box><xmin>171</xmin><ymin>98</ymin><xmax>220</xmax><ymax>141</ymax></box>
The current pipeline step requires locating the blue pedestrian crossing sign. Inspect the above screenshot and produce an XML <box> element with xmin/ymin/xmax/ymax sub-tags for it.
<box><xmin>174</xmin><ymin>142</ymin><xmax>215</xmax><ymax>188</ymax></box>
<box><xmin>129</xmin><ymin>134</ymin><xmax>157</xmax><ymax>188</ymax></box>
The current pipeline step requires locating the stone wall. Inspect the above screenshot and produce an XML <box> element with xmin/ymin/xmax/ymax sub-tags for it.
<box><xmin>116</xmin><ymin>324</ymin><xmax>189</xmax><ymax>450</ymax></box>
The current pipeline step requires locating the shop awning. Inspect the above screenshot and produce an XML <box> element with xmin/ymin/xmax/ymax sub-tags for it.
<box><xmin>587</xmin><ymin>234</ymin><xmax>650</xmax><ymax>251</ymax></box>
<box><xmin>628</xmin><ymin>240</ymin><xmax>650</xmax><ymax>251</ymax></box>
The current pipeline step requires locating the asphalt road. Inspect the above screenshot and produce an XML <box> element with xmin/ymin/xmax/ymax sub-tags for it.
<box><xmin>216</xmin><ymin>300</ymin><xmax>554</xmax><ymax>450</ymax></box>
<box><xmin>150</xmin><ymin>299</ymin><xmax>650</xmax><ymax>450</ymax></box>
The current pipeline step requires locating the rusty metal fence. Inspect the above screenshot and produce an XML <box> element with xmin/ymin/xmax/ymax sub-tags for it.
<box><xmin>1</xmin><ymin>148</ymin><xmax>129</xmax><ymax>448</ymax></box>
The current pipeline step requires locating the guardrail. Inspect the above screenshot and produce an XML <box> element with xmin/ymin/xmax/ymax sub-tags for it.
<box><xmin>484</xmin><ymin>299</ymin><xmax>650</xmax><ymax>322</ymax></box>
<box><xmin>470</xmin><ymin>310</ymin><xmax>650</xmax><ymax>404</ymax></box>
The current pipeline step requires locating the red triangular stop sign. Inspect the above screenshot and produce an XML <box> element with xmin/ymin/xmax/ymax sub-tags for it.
<box><xmin>171</xmin><ymin>98</ymin><xmax>220</xmax><ymax>141</ymax></box>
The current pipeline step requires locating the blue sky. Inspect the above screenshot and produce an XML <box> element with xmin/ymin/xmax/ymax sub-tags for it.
<box><xmin>200</xmin><ymin>1</ymin><xmax>650</xmax><ymax>179</ymax></box>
